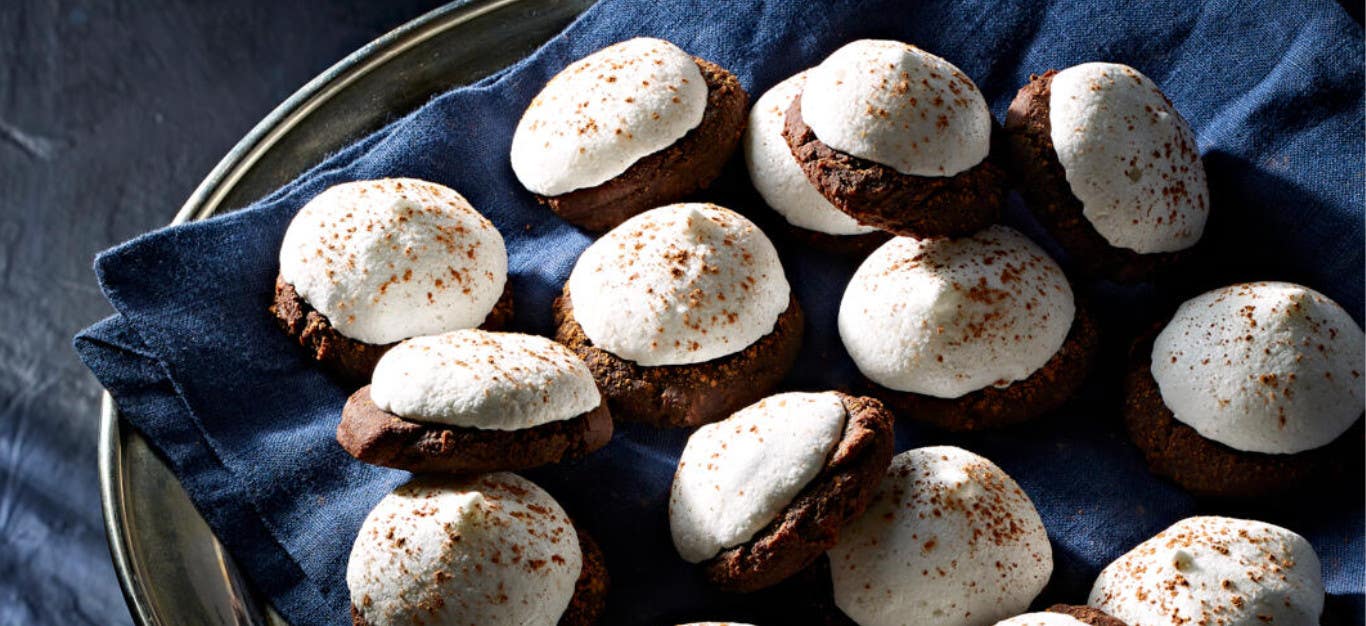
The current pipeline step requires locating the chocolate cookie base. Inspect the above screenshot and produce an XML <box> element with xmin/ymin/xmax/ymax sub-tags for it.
<box><xmin>553</xmin><ymin>290</ymin><xmax>804</xmax><ymax>428</ymax></box>
<box><xmin>270</xmin><ymin>275</ymin><xmax>514</xmax><ymax>385</ymax></box>
<box><xmin>538</xmin><ymin>56</ymin><xmax>749</xmax><ymax>232</ymax></box>
<box><xmin>1003</xmin><ymin>71</ymin><xmax>1197</xmax><ymax>283</ymax></box>
<box><xmin>558</xmin><ymin>528</ymin><xmax>610</xmax><ymax>626</ymax></box>
<box><xmin>701</xmin><ymin>393</ymin><xmax>896</xmax><ymax>592</ymax></box>
<box><xmin>337</xmin><ymin>386</ymin><xmax>612</xmax><ymax>474</ymax></box>
<box><xmin>1123</xmin><ymin>329</ymin><xmax>1361</xmax><ymax>498</ymax></box>
<box><xmin>868</xmin><ymin>303</ymin><xmax>1100</xmax><ymax>431</ymax></box>
<box><xmin>1046</xmin><ymin>604</ymin><xmax>1129</xmax><ymax>626</ymax></box>
<box><xmin>350</xmin><ymin>523</ymin><xmax>610</xmax><ymax>626</ymax></box>
<box><xmin>782</xmin><ymin>97</ymin><xmax>1006</xmax><ymax>239</ymax></box>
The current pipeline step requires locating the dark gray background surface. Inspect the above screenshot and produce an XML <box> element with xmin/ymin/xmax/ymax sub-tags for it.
<box><xmin>0</xmin><ymin>2</ymin><xmax>446</xmax><ymax>623</ymax></box>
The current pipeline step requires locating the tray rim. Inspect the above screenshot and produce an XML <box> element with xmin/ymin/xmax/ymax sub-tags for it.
<box><xmin>96</xmin><ymin>1</ymin><xmax>583</xmax><ymax>623</ymax></box>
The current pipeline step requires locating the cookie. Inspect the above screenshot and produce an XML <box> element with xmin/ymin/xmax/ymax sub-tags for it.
<box><xmin>347</xmin><ymin>473</ymin><xmax>607</xmax><ymax>626</ymax></box>
<box><xmin>559</xmin><ymin>529</ymin><xmax>610</xmax><ymax>626</ymax></box>
<box><xmin>271</xmin><ymin>178</ymin><xmax>511</xmax><ymax>383</ymax></box>
<box><xmin>744</xmin><ymin>71</ymin><xmax>885</xmax><ymax>251</ymax></box>
<box><xmin>1125</xmin><ymin>282</ymin><xmax>1364</xmax><ymax>497</ymax></box>
<box><xmin>669</xmin><ymin>392</ymin><xmax>895</xmax><ymax>592</ymax></box>
<box><xmin>555</xmin><ymin>203</ymin><xmax>803</xmax><ymax>427</ymax></box>
<box><xmin>1003</xmin><ymin>64</ymin><xmax>1209</xmax><ymax>282</ymax></box>
<box><xmin>840</xmin><ymin>226</ymin><xmax>1097</xmax><ymax>430</ymax></box>
<box><xmin>782</xmin><ymin>40</ymin><xmax>1006</xmax><ymax>238</ymax></box>
<box><xmin>337</xmin><ymin>330</ymin><xmax>612</xmax><ymax>473</ymax></box>
<box><xmin>1089</xmin><ymin>516</ymin><xmax>1323</xmax><ymax>625</ymax></box>
<box><xmin>511</xmin><ymin>37</ymin><xmax>747</xmax><ymax>232</ymax></box>
<box><xmin>828</xmin><ymin>447</ymin><xmax>1053</xmax><ymax>626</ymax></box>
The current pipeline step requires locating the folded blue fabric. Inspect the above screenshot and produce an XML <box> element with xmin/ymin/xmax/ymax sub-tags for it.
<box><xmin>75</xmin><ymin>0</ymin><xmax>1364</xmax><ymax>623</ymax></box>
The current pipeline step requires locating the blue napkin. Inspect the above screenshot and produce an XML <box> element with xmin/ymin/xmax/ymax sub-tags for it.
<box><xmin>75</xmin><ymin>0</ymin><xmax>1364</xmax><ymax>623</ymax></box>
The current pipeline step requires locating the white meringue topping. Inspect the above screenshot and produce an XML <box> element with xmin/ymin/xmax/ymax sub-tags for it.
<box><xmin>839</xmin><ymin>226</ymin><xmax>1075</xmax><ymax>398</ymax></box>
<box><xmin>1151</xmin><ymin>281</ymin><xmax>1364</xmax><ymax>454</ymax></box>
<box><xmin>830</xmin><ymin>446</ymin><xmax>1053</xmax><ymax>626</ymax></box>
<box><xmin>511</xmin><ymin>37</ymin><xmax>708</xmax><ymax>196</ymax></box>
<box><xmin>567</xmin><ymin>203</ymin><xmax>790</xmax><ymax>366</ymax></box>
<box><xmin>1049</xmin><ymin>62</ymin><xmax>1209</xmax><ymax>254</ymax></box>
<box><xmin>347</xmin><ymin>473</ymin><xmax>581</xmax><ymax>626</ymax></box>
<box><xmin>802</xmin><ymin>39</ymin><xmax>991</xmax><ymax>177</ymax></box>
<box><xmin>669</xmin><ymin>391</ymin><xmax>846</xmax><ymax>562</ymax></box>
<box><xmin>370</xmin><ymin>330</ymin><xmax>600</xmax><ymax>431</ymax></box>
<box><xmin>1089</xmin><ymin>516</ymin><xmax>1323</xmax><ymax>626</ymax></box>
<box><xmin>278</xmin><ymin>178</ymin><xmax>507</xmax><ymax>345</ymax></box>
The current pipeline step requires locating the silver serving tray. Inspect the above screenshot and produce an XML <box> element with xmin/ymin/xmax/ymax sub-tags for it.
<box><xmin>97</xmin><ymin>1</ymin><xmax>595</xmax><ymax>623</ymax></box>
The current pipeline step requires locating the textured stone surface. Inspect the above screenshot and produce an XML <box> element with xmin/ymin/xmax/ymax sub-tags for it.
<box><xmin>0</xmin><ymin>2</ymin><xmax>445</xmax><ymax>623</ymax></box>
